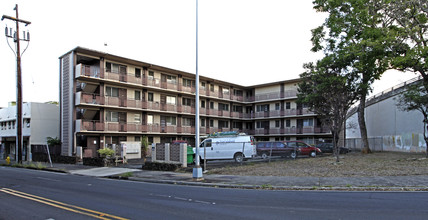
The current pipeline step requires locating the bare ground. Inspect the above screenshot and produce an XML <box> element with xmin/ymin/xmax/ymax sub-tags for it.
<box><xmin>206</xmin><ymin>152</ymin><xmax>428</xmax><ymax>177</ymax></box>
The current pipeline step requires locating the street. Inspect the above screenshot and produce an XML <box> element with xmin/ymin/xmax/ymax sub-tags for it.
<box><xmin>1</xmin><ymin>166</ymin><xmax>427</xmax><ymax>220</ymax></box>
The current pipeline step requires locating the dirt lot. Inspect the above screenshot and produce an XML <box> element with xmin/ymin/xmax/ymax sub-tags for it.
<box><xmin>205</xmin><ymin>152</ymin><xmax>428</xmax><ymax>177</ymax></box>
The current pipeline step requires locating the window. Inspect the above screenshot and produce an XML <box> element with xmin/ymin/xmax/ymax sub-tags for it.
<box><xmin>233</xmin><ymin>105</ymin><xmax>243</xmax><ymax>113</ymax></box>
<box><xmin>147</xmin><ymin>115</ymin><xmax>154</xmax><ymax>124</ymax></box>
<box><xmin>219</xmin><ymin>120</ymin><xmax>229</xmax><ymax>128</ymax></box>
<box><xmin>106</xmin><ymin>62</ymin><xmax>126</xmax><ymax>74</ymax></box>
<box><xmin>286</xmin><ymin>102</ymin><xmax>291</xmax><ymax>109</ymax></box>
<box><xmin>135</xmin><ymin>91</ymin><xmax>141</xmax><ymax>100</ymax></box>
<box><xmin>182</xmin><ymin>98</ymin><xmax>193</xmax><ymax>106</ymax></box>
<box><xmin>148</xmin><ymin>93</ymin><xmax>154</xmax><ymax>102</ymax></box>
<box><xmin>303</xmin><ymin>118</ymin><xmax>314</xmax><ymax>126</ymax></box>
<box><xmin>210</xmin><ymin>102</ymin><xmax>214</xmax><ymax>109</ymax></box>
<box><xmin>201</xmin><ymin>100</ymin><xmax>205</xmax><ymax>108</ymax></box>
<box><xmin>135</xmin><ymin>68</ymin><xmax>141</xmax><ymax>78</ymax></box>
<box><xmin>210</xmin><ymin>84</ymin><xmax>214</xmax><ymax>92</ymax></box>
<box><xmin>257</xmin><ymin>104</ymin><xmax>269</xmax><ymax>112</ymax></box>
<box><xmin>106</xmin><ymin>111</ymin><xmax>119</xmax><ymax>122</ymax></box>
<box><xmin>166</xmin><ymin>96</ymin><xmax>176</xmax><ymax>105</ymax></box>
<box><xmin>183</xmin><ymin>118</ymin><xmax>194</xmax><ymax>126</ymax></box>
<box><xmin>219</xmin><ymin>103</ymin><xmax>229</xmax><ymax>111</ymax></box>
<box><xmin>183</xmin><ymin>79</ymin><xmax>192</xmax><ymax>87</ymax></box>
<box><xmin>234</xmin><ymin>90</ymin><xmax>243</xmax><ymax>97</ymax></box>
<box><xmin>286</xmin><ymin>119</ymin><xmax>291</xmax><ymax>127</ymax></box>
<box><xmin>26</xmin><ymin>119</ymin><xmax>30</xmax><ymax>128</ymax></box>
<box><xmin>106</xmin><ymin>86</ymin><xmax>119</xmax><ymax>97</ymax></box>
<box><xmin>222</xmin><ymin>88</ymin><xmax>229</xmax><ymax>94</ymax></box>
<box><xmin>200</xmin><ymin>119</ymin><xmax>205</xmax><ymax>127</ymax></box>
<box><xmin>275</xmin><ymin>120</ymin><xmax>280</xmax><ymax>128</ymax></box>
<box><xmin>134</xmin><ymin>114</ymin><xmax>141</xmax><ymax>123</ymax></box>
<box><xmin>166</xmin><ymin>75</ymin><xmax>177</xmax><ymax>84</ymax></box>
<box><xmin>166</xmin><ymin>116</ymin><xmax>176</xmax><ymax>126</ymax></box>
<box><xmin>148</xmin><ymin>71</ymin><xmax>154</xmax><ymax>80</ymax></box>
<box><xmin>135</xmin><ymin>136</ymin><xmax>141</xmax><ymax>142</ymax></box>
<box><xmin>209</xmin><ymin>120</ymin><xmax>214</xmax><ymax>127</ymax></box>
<box><xmin>275</xmin><ymin>103</ymin><xmax>280</xmax><ymax>110</ymax></box>
<box><xmin>256</xmin><ymin>121</ymin><xmax>269</xmax><ymax>129</ymax></box>
<box><xmin>201</xmin><ymin>82</ymin><xmax>206</xmax><ymax>90</ymax></box>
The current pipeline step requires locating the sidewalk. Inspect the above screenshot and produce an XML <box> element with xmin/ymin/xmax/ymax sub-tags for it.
<box><xmin>2</xmin><ymin>160</ymin><xmax>428</xmax><ymax>191</ymax></box>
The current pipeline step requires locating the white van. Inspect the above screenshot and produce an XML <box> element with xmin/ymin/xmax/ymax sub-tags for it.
<box><xmin>194</xmin><ymin>133</ymin><xmax>256</xmax><ymax>163</ymax></box>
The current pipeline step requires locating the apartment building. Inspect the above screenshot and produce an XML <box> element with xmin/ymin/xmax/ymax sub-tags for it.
<box><xmin>59</xmin><ymin>47</ymin><xmax>331</xmax><ymax>157</ymax></box>
<box><xmin>0</xmin><ymin>102</ymin><xmax>59</xmax><ymax>161</ymax></box>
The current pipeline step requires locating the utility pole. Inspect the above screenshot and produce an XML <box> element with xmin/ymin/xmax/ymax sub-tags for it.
<box><xmin>2</xmin><ymin>4</ymin><xmax>31</xmax><ymax>164</ymax></box>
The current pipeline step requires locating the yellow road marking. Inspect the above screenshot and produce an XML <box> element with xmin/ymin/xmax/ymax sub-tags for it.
<box><xmin>0</xmin><ymin>188</ymin><xmax>129</xmax><ymax>220</ymax></box>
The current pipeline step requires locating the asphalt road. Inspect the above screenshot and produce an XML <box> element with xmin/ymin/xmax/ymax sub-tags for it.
<box><xmin>1</xmin><ymin>166</ymin><xmax>428</xmax><ymax>220</ymax></box>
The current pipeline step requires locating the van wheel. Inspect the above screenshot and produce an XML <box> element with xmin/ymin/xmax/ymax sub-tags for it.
<box><xmin>310</xmin><ymin>151</ymin><xmax>317</xmax><ymax>158</ymax></box>
<box><xmin>261</xmin><ymin>152</ymin><xmax>269</xmax><ymax>160</ymax></box>
<box><xmin>234</xmin><ymin>153</ymin><xmax>244</xmax><ymax>163</ymax></box>
<box><xmin>290</xmin><ymin>151</ymin><xmax>298</xmax><ymax>159</ymax></box>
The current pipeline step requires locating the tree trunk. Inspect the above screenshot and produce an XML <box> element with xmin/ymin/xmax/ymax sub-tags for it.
<box><xmin>358</xmin><ymin>94</ymin><xmax>371</xmax><ymax>154</ymax></box>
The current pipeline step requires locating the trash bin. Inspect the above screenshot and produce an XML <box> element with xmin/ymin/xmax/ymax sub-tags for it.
<box><xmin>187</xmin><ymin>146</ymin><xmax>194</xmax><ymax>164</ymax></box>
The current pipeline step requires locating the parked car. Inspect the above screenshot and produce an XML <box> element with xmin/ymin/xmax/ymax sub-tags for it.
<box><xmin>256</xmin><ymin>141</ymin><xmax>297</xmax><ymax>159</ymax></box>
<box><xmin>285</xmin><ymin>141</ymin><xmax>322</xmax><ymax>158</ymax></box>
<box><xmin>315</xmin><ymin>143</ymin><xmax>350</xmax><ymax>154</ymax></box>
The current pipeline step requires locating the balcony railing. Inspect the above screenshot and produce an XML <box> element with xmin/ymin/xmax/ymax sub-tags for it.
<box><xmin>254</xmin><ymin>90</ymin><xmax>297</xmax><ymax>102</ymax></box>
<box><xmin>251</xmin><ymin>126</ymin><xmax>330</xmax><ymax>135</ymax></box>
<box><xmin>75</xmin><ymin>64</ymin><xmax>100</xmax><ymax>78</ymax></box>
<box><xmin>75</xmin><ymin>120</ymin><xmax>105</xmax><ymax>132</ymax></box>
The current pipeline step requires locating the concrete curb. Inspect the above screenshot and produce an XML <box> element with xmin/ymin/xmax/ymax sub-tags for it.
<box><xmin>122</xmin><ymin>176</ymin><xmax>428</xmax><ymax>192</ymax></box>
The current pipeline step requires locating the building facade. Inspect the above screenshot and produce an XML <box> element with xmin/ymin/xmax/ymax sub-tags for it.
<box><xmin>59</xmin><ymin>47</ymin><xmax>331</xmax><ymax>157</ymax></box>
<box><xmin>0</xmin><ymin>102</ymin><xmax>60</xmax><ymax>161</ymax></box>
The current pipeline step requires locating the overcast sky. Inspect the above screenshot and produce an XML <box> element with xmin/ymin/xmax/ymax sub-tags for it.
<box><xmin>0</xmin><ymin>0</ymin><xmax>418</xmax><ymax>107</ymax></box>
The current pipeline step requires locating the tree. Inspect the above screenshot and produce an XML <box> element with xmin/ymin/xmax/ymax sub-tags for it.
<box><xmin>396</xmin><ymin>81</ymin><xmax>428</xmax><ymax>157</ymax></box>
<box><xmin>312</xmin><ymin>0</ymin><xmax>393</xmax><ymax>153</ymax></box>
<box><xmin>387</xmin><ymin>0</ymin><xmax>428</xmax><ymax>92</ymax></box>
<box><xmin>298</xmin><ymin>55</ymin><xmax>358</xmax><ymax>162</ymax></box>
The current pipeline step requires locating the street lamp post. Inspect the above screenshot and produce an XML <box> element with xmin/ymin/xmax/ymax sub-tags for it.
<box><xmin>2</xmin><ymin>4</ymin><xmax>31</xmax><ymax>163</ymax></box>
<box><xmin>193</xmin><ymin>0</ymin><xmax>203</xmax><ymax>180</ymax></box>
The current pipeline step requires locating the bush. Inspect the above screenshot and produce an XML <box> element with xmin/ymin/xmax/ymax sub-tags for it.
<box><xmin>83</xmin><ymin>157</ymin><xmax>104</xmax><ymax>166</ymax></box>
<box><xmin>97</xmin><ymin>148</ymin><xmax>115</xmax><ymax>158</ymax></box>
<box><xmin>32</xmin><ymin>153</ymin><xmax>76</xmax><ymax>164</ymax></box>
<box><xmin>142</xmin><ymin>162</ymin><xmax>179</xmax><ymax>171</ymax></box>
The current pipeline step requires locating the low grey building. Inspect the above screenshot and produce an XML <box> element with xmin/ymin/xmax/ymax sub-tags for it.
<box><xmin>0</xmin><ymin>102</ymin><xmax>60</xmax><ymax>161</ymax></box>
<box><xmin>346</xmin><ymin>76</ymin><xmax>426</xmax><ymax>152</ymax></box>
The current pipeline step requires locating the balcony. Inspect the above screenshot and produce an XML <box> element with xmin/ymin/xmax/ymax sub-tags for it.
<box><xmin>76</xmin><ymin>92</ymin><xmax>104</xmax><ymax>105</ymax></box>
<box><xmin>181</xmin><ymin>85</ymin><xmax>195</xmax><ymax>93</ymax></box>
<box><xmin>253</xmin><ymin>90</ymin><xmax>298</xmax><ymax>102</ymax></box>
<box><xmin>231</xmin><ymin>112</ymin><xmax>243</xmax><ymax>118</ymax></box>
<box><xmin>146</xmin><ymin>78</ymin><xmax>161</xmax><ymax>88</ymax></box>
<box><xmin>104</xmin><ymin>71</ymin><xmax>120</xmax><ymax>81</ymax></box>
<box><xmin>75</xmin><ymin>120</ymin><xmax>105</xmax><ymax>132</ymax></box>
<box><xmin>161</xmin><ymin>103</ymin><xmax>177</xmax><ymax>112</ymax></box>
<box><xmin>251</xmin><ymin>126</ymin><xmax>330</xmax><ymax>136</ymax></box>
<box><xmin>126</xmin><ymin>99</ymin><xmax>144</xmax><ymax>109</ymax></box>
<box><xmin>75</xmin><ymin>64</ymin><xmax>100</xmax><ymax>78</ymax></box>
<box><xmin>127</xmin><ymin>74</ymin><xmax>143</xmax><ymax>85</ymax></box>
<box><xmin>178</xmin><ymin>126</ymin><xmax>195</xmax><ymax>134</ymax></box>
<box><xmin>161</xmin><ymin>81</ymin><xmax>178</xmax><ymax>90</ymax></box>
<box><xmin>179</xmin><ymin>105</ymin><xmax>195</xmax><ymax>114</ymax></box>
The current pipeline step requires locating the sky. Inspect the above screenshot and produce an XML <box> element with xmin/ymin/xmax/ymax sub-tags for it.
<box><xmin>0</xmin><ymin>0</ymin><xmax>419</xmax><ymax>108</ymax></box>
